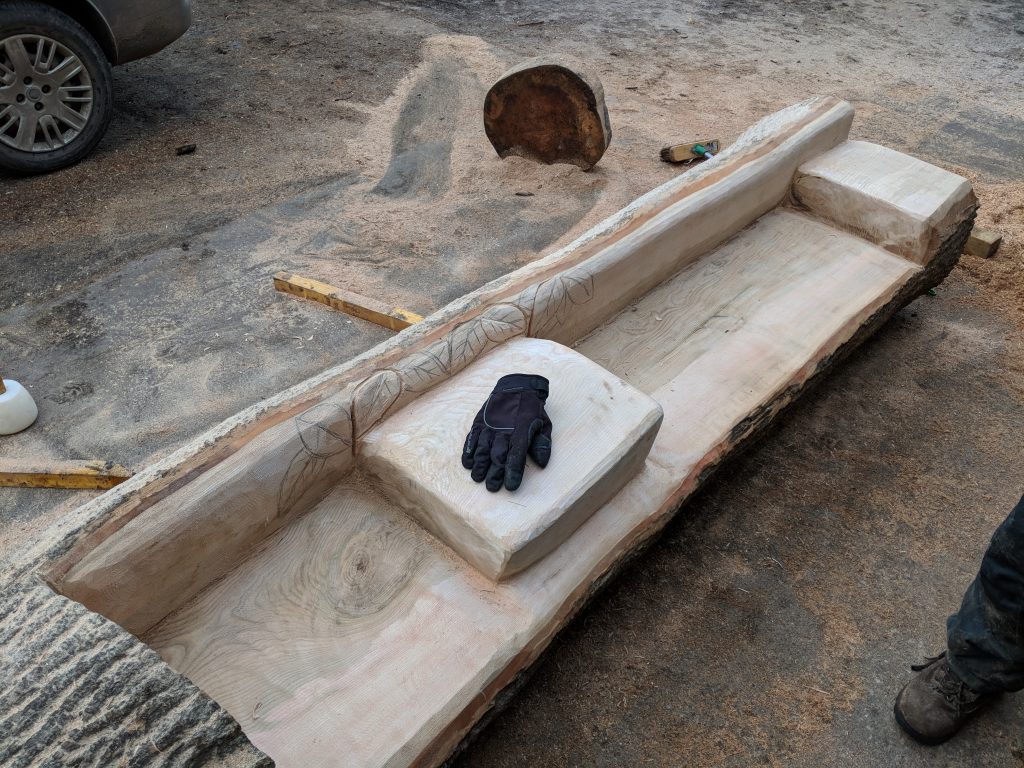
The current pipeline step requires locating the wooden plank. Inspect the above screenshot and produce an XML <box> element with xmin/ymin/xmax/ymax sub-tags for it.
<box><xmin>273</xmin><ymin>272</ymin><xmax>423</xmax><ymax>331</ymax></box>
<box><xmin>0</xmin><ymin>460</ymin><xmax>133</xmax><ymax>490</ymax></box>
<box><xmin>964</xmin><ymin>227</ymin><xmax>1002</xmax><ymax>258</ymax></box>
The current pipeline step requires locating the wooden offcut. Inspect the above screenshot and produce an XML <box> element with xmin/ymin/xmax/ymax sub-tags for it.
<box><xmin>964</xmin><ymin>227</ymin><xmax>1002</xmax><ymax>258</ymax></box>
<box><xmin>273</xmin><ymin>272</ymin><xmax>423</xmax><ymax>331</ymax></box>
<box><xmin>0</xmin><ymin>460</ymin><xmax>132</xmax><ymax>490</ymax></box>
<box><xmin>483</xmin><ymin>58</ymin><xmax>612</xmax><ymax>170</ymax></box>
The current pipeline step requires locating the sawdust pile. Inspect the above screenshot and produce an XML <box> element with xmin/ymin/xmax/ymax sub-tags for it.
<box><xmin>955</xmin><ymin>174</ymin><xmax>1024</xmax><ymax>329</ymax></box>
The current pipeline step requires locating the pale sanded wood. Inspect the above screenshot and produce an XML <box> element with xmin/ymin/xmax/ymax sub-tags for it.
<box><xmin>145</xmin><ymin>477</ymin><xmax>528</xmax><ymax>768</ymax></box>
<box><xmin>49</xmin><ymin>98</ymin><xmax>854</xmax><ymax>636</ymax></box>
<box><xmin>60</xmin><ymin>391</ymin><xmax>357</xmax><ymax>636</ymax></box>
<box><xmin>965</xmin><ymin>227</ymin><xmax>1002</xmax><ymax>258</ymax></box>
<box><xmin>576</xmin><ymin>208</ymin><xmax>918</xmax><ymax>393</ymax></box>
<box><xmin>361</xmin><ymin>338</ymin><xmax>663</xmax><ymax>580</ymax></box>
<box><xmin>146</xmin><ymin>212</ymin><xmax>922</xmax><ymax>768</ymax></box>
<box><xmin>520</xmin><ymin>100</ymin><xmax>854</xmax><ymax>347</ymax></box>
<box><xmin>46</xmin><ymin>101</ymin><xmax>852</xmax><ymax>586</ymax></box>
<box><xmin>793</xmin><ymin>140</ymin><xmax>976</xmax><ymax>264</ymax></box>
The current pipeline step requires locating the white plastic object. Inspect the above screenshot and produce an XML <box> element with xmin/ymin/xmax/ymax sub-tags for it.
<box><xmin>0</xmin><ymin>379</ymin><xmax>38</xmax><ymax>435</ymax></box>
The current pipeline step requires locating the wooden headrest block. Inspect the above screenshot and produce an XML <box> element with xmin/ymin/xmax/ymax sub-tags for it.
<box><xmin>794</xmin><ymin>140</ymin><xmax>976</xmax><ymax>264</ymax></box>
<box><xmin>361</xmin><ymin>337</ymin><xmax>662</xmax><ymax>580</ymax></box>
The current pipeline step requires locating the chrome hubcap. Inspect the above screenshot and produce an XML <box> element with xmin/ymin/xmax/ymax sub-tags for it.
<box><xmin>0</xmin><ymin>34</ymin><xmax>93</xmax><ymax>153</ymax></box>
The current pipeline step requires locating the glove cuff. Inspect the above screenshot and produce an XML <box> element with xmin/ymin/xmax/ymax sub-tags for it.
<box><xmin>494</xmin><ymin>373</ymin><xmax>549</xmax><ymax>399</ymax></box>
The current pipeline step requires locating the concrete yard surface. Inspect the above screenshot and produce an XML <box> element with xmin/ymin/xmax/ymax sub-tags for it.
<box><xmin>1</xmin><ymin>0</ymin><xmax>1023</xmax><ymax>765</ymax></box>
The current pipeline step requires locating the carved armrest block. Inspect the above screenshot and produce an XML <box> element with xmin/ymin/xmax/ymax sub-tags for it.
<box><xmin>361</xmin><ymin>337</ymin><xmax>663</xmax><ymax>580</ymax></box>
<box><xmin>794</xmin><ymin>140</ymin><xmax>976</xmax><ymax>263</ymax></box>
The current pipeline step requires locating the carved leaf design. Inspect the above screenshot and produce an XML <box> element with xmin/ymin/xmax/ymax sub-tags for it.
<box><xmin>294</xmin><ymin>401</ymin><xmax>352</xmax><ymax>458</ymax></box>
<box><xmin>353</xmin><ymin>369</ymin><xmax>402</xmax><ymax>436</ymax></box>
<box><xmin>513</xmin><ymin>284</ymin><xmax>538</xmax><ymax>325</ymax></box>
<box><xmin>476</xmin><ymin>303</ymin><xmax>527</xmax><ymax>342</ymax></box>
<box><xmin>531</xmin><ymin>270</ymin><xmax>595</xmax><ymax>335</ymax></box>
<box><xmin>449</xmin><ymin>303</ymin><xmax>527</xmax><ymax>376</ymax></box>
<box><xmin>399</xmin><ymin>303</ymin><xmax>526</xmax><ymax>396</ymax></box>
<box><xmin>277</xmin><ymin>449</ymin><xmax>328</xmax><ymax>520</ymax></box>
<box><xmin>400</xmin><ymin>339</ymin><xmax>453</xmax><ymax>394</ymax></box>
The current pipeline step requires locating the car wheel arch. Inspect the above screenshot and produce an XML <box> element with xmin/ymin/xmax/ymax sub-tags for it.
<box><xmin>28</xmin><ymin>0</ymin><xmax>118</xmax><ymax>62</ymax></box>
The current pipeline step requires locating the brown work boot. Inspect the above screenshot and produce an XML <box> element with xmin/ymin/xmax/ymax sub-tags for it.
<box><xmin>894</xmin><ymin>651</ymin><xmax>993</xmax><ymax>745</ymax></box>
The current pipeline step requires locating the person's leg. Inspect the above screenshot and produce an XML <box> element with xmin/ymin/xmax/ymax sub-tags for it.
<box><xmin>947</xmin><ymin>494</ymin><xmax>1024</xmax><ymax>694</ymax></box>
<box><xmin>895</xmin><ymin>494</ymin><xmax>1024</xmax><ymax>744</ymax></box>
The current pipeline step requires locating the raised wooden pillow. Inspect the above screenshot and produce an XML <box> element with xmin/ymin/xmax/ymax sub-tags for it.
<box><xmin>793</xmin><ymin>140</ymin><xmax>975</xmax><ymax>264</ymax></box>
<box><xmin>361</xmin><ymin>337</ymin><xmax>663</xmax><ymax>580</ymax></box>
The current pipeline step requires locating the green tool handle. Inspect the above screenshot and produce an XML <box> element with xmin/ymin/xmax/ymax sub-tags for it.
<box><xmin>693</xmin><ymin>143</ymin><xmax>716</xmax><ymax>159</ymax></box>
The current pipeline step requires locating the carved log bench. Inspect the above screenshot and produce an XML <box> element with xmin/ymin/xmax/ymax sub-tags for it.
<box><xmin>3</xmin><ymin>96</ymin><xmax>976</xmax><ymax>768</ymax></box>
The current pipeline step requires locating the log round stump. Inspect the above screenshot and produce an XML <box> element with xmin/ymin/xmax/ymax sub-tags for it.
<box><xmin>483</xmin><ymin>59</ymin><xmax>612</xmax><ymax>170</ymax></box>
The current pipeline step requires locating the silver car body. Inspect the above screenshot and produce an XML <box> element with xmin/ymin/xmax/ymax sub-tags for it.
<box><xmin>48</xmin><ymin>0</ymin><xmax>192</xmax><ymax>64</ymax></box>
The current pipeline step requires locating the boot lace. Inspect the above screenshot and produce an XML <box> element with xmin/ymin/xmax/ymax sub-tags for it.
<box><xmin>912</xmin><ymin>651</ymin><xmax>980</xmax><ymax>716</ymax></box>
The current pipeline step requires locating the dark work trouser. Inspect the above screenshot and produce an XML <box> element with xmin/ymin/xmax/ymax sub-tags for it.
<box><xmin>947</xmin><ymin>494</ymin><xmax>1024</xmax><ymax>695</ymax></box>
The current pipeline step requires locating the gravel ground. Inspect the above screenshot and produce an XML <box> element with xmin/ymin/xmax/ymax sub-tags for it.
<box><xmin>1</xmin><ymin>0</ymin><xmax>1023</xmax><ymax>765</ymax></box>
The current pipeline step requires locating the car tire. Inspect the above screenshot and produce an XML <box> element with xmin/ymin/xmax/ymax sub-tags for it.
<box><xmin>0</xmin><ymin>1</ymin><xmax>113</xmax><ymax>174</ymax></box>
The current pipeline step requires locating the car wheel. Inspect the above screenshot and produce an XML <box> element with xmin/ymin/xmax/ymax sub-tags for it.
<box><xmin>0</xmin><ymin>1</ymin><xmax>113</xmax><ymax>174</ymax></box>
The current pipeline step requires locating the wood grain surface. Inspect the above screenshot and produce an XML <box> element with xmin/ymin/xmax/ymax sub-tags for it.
<box><xmin>576</xmin><ymin>208</ymin><xmax>918</xmax><ymax>394</ymax></box>
<box><xmin>46</xmin><ymin>97</ymin><xmax>851</xmax><ymax>595</ymax></box>
<box><xmin>145</xmin><ymin>476</ymin><xmax>531</xmax><ymax>768</ymax></box>
<box><xmin>60</xmin><ymin>391</ymin><xmax>356</xmax><ymax>636</ymax></box>
<box><xmin>483</xmin><ymin>58</ymin><xmax>612</xmax><ymax>170</ymax></box>
<box><xmin>145</xmin><ymin>206</ymin><xmax>927</xmax><ymax>768</ymax></box>
<box><xmin>38</xmin><ymin>98</ymin><xmax>978</xmax><ymax>768</ymax></box>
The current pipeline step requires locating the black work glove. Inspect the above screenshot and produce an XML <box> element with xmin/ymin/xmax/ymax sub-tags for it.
<box><xmin>461</xmin><ymin>374</ymin><xmax>553</xmax><ymax>492</ymax></box>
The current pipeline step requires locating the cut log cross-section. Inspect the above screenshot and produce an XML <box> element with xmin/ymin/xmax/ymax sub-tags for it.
<box><xmin>484</xmin><ymin>58</ymin><xmax>612</xmax><ymax>170</ymax></box>
<box><xmin>3</xmin><ymin>97</ymin><xmax>978</xmax><ymax>768</ymax></box>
